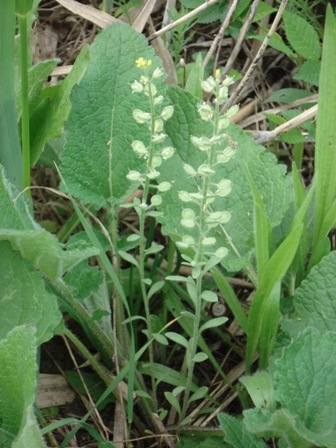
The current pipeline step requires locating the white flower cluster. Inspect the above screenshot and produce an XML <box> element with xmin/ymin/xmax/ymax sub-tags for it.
<box><xmin>176</xmin><ymin>70</ymin><xmax>238</xmax><ymax>264</ymax></box>
<box><xmin>126</xmin><ymin>58</ymin><xmax>176</xmax><ymax>209</ymax></box>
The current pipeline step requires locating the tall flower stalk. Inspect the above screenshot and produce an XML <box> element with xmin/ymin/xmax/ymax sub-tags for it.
<box><xmin>166</xmin><ymin>70</ymin><xmax>238</xmax><ymax>426</ymax></box>
<box><xmin>122</xmin><ymin>58</ymin><xmax>175</xmax><ymax>410</ymax></box>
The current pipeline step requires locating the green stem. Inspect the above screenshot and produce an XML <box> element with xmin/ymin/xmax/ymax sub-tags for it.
<box><xmin>0</xmin><ymin>0</ymin><xmax>23</xmax><ymax>189</ymax></box>
<box><xmin>18</xmin><ymin>14</ymin><xmax>31</xmax><ymax>192</ymax></box>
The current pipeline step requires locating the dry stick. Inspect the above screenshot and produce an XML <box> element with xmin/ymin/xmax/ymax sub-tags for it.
<box><xmin>256</xmin><ymin>104</ymin><xmax>318</xmax><ymax>144</ymax></box>
<box><xmin>220</xmin><ymin>0</ymin><xmax>261</xmax><ymax>78</ymax></box>
<box><xmin>221</xmin><ymin>0</ymin><xmax>289</xmax><ymax>114</ymax></box>
<box><xmin>147</xmin><ymin>0</ymin><xmax>220</xmax><ymax>41</ymax></box>
<box><xmin>203</xmin><ymin>0</ymin><xmax>240</xmax><ymax>69</ymax></box>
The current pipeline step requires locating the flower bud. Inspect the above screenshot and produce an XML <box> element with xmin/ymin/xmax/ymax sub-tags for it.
<box><xmin>147</xmin><ymin>170</ymin><xmax>160</xmax><ymax>179</ymax></box>
<box><xmin>223</xmin><ymin>146</ymin><xmax>236</xmax><ymax>157</ymax></box>
<box><xmin>218</xmin><ymin>117</ymin><xmax>230</xmax><ymax>130</ymax></box>
<box><xmin>152</xmin><ymin>155</ymin><xmax>162</xmax><ymax>168</ymax></box>
<box><xmin>216</xmin><ymin>153</ymin><xmax>230</xmax><ymax>164</ymax></box>
<box><xmin>153</xmin><ymin>95</ymin><xmax>164</xmax><ymax>105</ymax></box>
<box><xmin>226</xmin><ymin>105</ymin><xmax>239</xmax><ymax>118</ymax></box>
<box><xmin>202</xmin><ymin>237</ymin><xmax>216</xmax><ymax>246</ymax></box>
<box><xmin>152</xmin><ymin>133</ymin><xmax>167</xmax><ymax>143</ymax></box>
<box><xmin>214</xmin><ymin>247</ymin><xmax>228</xmax><ymax>258</ymax></box>
<box><xmin>216</xmin><ymin>179</ymin><xmax>232</xmax><ymax>197</ymax></box>
<box><xmin>154</xmin><ymin>119</ymin><xmax>164</xmax><ymax>133</ymax></box>
<box><xmin>153</xmin><ymin>67</ymin><xmax>164</xmax><ymax>78</ymax></box>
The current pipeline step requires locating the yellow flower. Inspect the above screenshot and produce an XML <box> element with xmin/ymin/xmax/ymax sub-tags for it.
<box><xmin>136</xmin><ymin>58</ymin><xmax>152</xmax><ymax>69</ymax></box>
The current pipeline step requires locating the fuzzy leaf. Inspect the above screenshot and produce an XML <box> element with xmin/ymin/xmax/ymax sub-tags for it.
<box><xmin>165</xmin><ymin>332</ymin><xmax>190</xmax><ymax>351</ymax></box>
<box><xmin>188</xmin><ymin>386</ymin><xmax>208</xmax><ymax>404</ymax></box>
<box><xmin>0</xmin><ymin>326</ymin><xmax>45</xmax><ymax>447</ymax></box>
<box><xmin>281</xmin><ymin>251</ymin><xmax>336</xmax><ymax>337</ymax></box>
<box><xmin>0</xmin><ymin>241</ymin><xmax>63</xmax><ymax>345</ymax></box>
<box><xmin>218</xmin><ymin>413</ymin><xmax>269</xmax><ymax>448</ymax></box>
<box><xmin>199</xmin><ymin>317</ymin><xmax>228</xmax><ymax>333</ymax></box>
<box><xmin>274</xmin><ymin>328</ymin><xmax>336</xmax><ymax>446</ymax></box>
<box><xmin>60</xmin><ymin>22</ymin><xmax>166</xmax><ymax>208</ymax></box>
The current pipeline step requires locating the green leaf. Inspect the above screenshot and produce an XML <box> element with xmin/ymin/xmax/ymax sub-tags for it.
<box><xmin>245</xmin><ymin>224</ymin><xmax>303</xmax><ymax>372</ymax></box>
<box><xmin>145</xmin><ymin>245</ymin><xmax>164</xmax><ymax>256</ymax></box>
<box><xmin>148</xmin><ymin>280</ymin><xmax>165</xmax><ymax>300</ymax></box>
<box><xmin>0</xmin><ymin>326</ymin><xmax>45</xmax><ymax>447</ymax></box>
<box><xmin>164</xmin><ymin>391</ymin><xmax>181</xmax><ymax>416</ymax></box>
<box><xmin>199</xmin><ymin>316</ymin><xmax>228</xmax><ymax>333</ymax></box>
<box><xmin>192</xmin><ymin>352</ymin><xmax>208</xmax><ymax>362</ymax></box>
<box><xmin>313</xmin><ymin>5</ymin><xmax>336</xmax><ymax>251</ymax></box>
<box><xmin>274</xmin><ymin>328</ymin><xmax>336</xmax><ymax>446</ymax></box>
<box><xmin>138</xmin><ymin>362</ymin><xmax>198</xmax><ymax>391</ymax></box>
<box><xmin>200</xmin><ymin>290</ymin><xmax>218</xmax><ymax>303</ymax></box>
<box><xmin>264</xmin><ymin>88</ymin><xmax>316</xmax><ymax>104</ymax></box>
<box><xmin>60</xmin><ymin>22</ymin><xmax>166</xmax><ymax>208</ymax></box>
<box><xmin>30</xmin><ymin>44</ymin><xmax>89</xmax><ymax>165</ymax></box>
<box><xmin>118</xmin><ymin>250</ymin><xmax>139</xmax><ymax>268</ymax></box>
<box><xmin>282</xmin><ymin>251</ymin><xmax>336</xmax><ymax>337</ymax></box>
<box><xmin>0</xmin><ymin>241</ymin><xmax>63</xmax><ymax>345</ymax></box>
<box><xmin>185</xmin><ymin>53</ymin><xmax>204</xmax><ymax>100</ymax></box>
<box><xmin>284</xmin><ymin>12</ymin><xmax>321</xmax><ymax>60</ymax></box>
<box><xmin>293</xmin><ymin>59</ymin><xmax>321</xmax><ymax>86</ymax></box>
<box><xmin>165</xmin><ymin>332</ymin><xmax>190</xmax><ymax>351</ymax></box>
<box><xmin>251</xmin><ymin>26</ymin><xmax>294</xmax><ymax>58</ymax></box>
<box><xmin>153</xmin><ymin>333</ymin><xmax>169</xmax><ymax>345</ymax></box>
<box><xmin>218</xmin><ymin>413</ymin><xmax>269</xmax><ymax>448</ymax></box>
<box><xmin>160</xmin><ymin>87</ymin><xmax>292</xmax><ymax>273</ymax></box>
<box><xmin>188</xmin><ymin>386</ymin><xmax>208</xmax><ymax>404</ymax></box>
<box><xmin>240</xmin><ymin>371</ymin><xmax>276</xmax><ymax>411</ymax></box>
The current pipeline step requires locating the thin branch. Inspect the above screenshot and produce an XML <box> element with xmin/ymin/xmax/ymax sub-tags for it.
<box><xmin>221</xmin><ymin>0</ymin><xmax>289</xmax><ymax>113</ymax></box>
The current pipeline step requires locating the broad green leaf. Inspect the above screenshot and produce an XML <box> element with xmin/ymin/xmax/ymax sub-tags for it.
<box><xmin>243</xmin><ymin>408</ymin><xmax>313</xmax><ymax>448</ymax></box>
<box><xmin>240</xmin><ymin>371</ymin><xmax>276</xmax><ymax>411</ymax></box>
<box><xmin>30</xmin><ymin>44</ymin><xmax>89</xmax><ymax>165</ymax></box>
<box><xmin>0</xmin><ymin>166</ymin><xmax>98</xmax><ymax>279</ymax></box>
<box><xmin>274</xmin><ymin>328</ymin><xmax>336</xmax><ymax>446</ymax></box>
<box><xmin>218</xmin><ymin>413</ymin><xmax>269</xmax><ymax>448</ymax></box>
<box><xmin>293</xmin><ymin>59</ymin><xmax>321</xmax><ymax>86</ymax></box>
<box><xmin>313</xmin><ymin>5</ymin><xmax>336</xmax><ymax>251</ymax></box>
<box><xmin>0</xmin><ymin>326</ymin><xmax>45</xmax><ymax>447</ymax></box>
<box><xmin>282</xmin><ymin>251</ymin><xmax>336</xmax><ymax>337</ymax></box>
<box><xmin>253</xmin><ymin>2</ymin><xmax>277</xmax><ymax>23</ymax></box>
<box><xmin>284</xmin><ymin>12</ymin><xmax>321</xmax><ymax>60</ymax></box>
<box><xmin>160</xmin><ymin>87</ymin><xmax>292</xmax><ymax>273</ymax></box>
<box><xmin>60</xmin><ymin>22</ymin><xmax>166</xmax><ymax>209</ymax></box>
<box><xmin>0</xmin><ymin>241</ymin><xmax>63</xmax><ymax>345</ymax></box>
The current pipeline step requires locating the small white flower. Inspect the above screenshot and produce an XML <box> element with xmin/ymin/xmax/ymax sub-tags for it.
<box><xmin>223</xmin><ymin>146</ymin><xmax>236</xmax><ymax>157</ymax></box>
<box><xmin>201</xmin><ymin>237</ymin><xmax>216</xmax><ymax>246</ymax></box>
<box><xmin>132</xmin><ymin>140</ymin><xmax>148</xmax><ymax>156</ymax></box>
<box><xmin>218</xmin><ymin>85</ymin><xmax>228</xmax><ymax>100</ymax></box>
<box><xmin>198</xmin><ymin>103</ymin><xmax>213</xmax><ymax>121</ymax></box>
<box><xmin>131</xmin><ymin>80</ymin><xmax>143</xmax><ymax>93</ymax></box>
<box><xmin>152</xmin><ymin>133</ymin><xmax>167</xmax><ymax>143</ymax></box>
<box><xmin>161</xmin><ymin>147</ymin><xmax>175</xmax><ymax>159</ymax></box>
<box><xmin>151</xmin><ymin>195</ymin><xmax>162</xmax><ymax>206</ymax></box>
<box><xmin>216</xmin><ymin>179</ymin><xmax>232</xmax><ymax>197</ymax></box>
<box><xmin>154</xmin><ymin>119</ymin><xmax>164</xmax><ymax>133</ymax></box>
<box><xmin>153</xmin><ymin>67</ymin><xmax>164</xmax><ymax>78</ymax></box>
<box><xmin>127</xmin><ymin>170</ymin><xmax>142</xmax><ymax>182</ymax></box>
<box><xmin>161</xmin><ymin>106</ymin><xmax>174</xmax><ymax>121</ymax></box>
<box><xmin>154</xmin><ymin>95</ymin><xmax>164</xmax><ymax>105</ymax></box>
<box><xmin>182</xmin><ymin>208</ymin><xmax>196</xmax><ymax>220</ymax></box>
<box><xmin>147</xmin><ymin>170</ymin><xmax>160</xmax><ymax>179</ymax></box>
<box><xmin>191</xmin><ymin>136</ymin><xmax>212</xmax><ymax>151</ymax></box>
<box><xmin>198</xmin><ymin>164</ymin><xmax>215</xmax><ymax>176</ymax></box>
<box><xmin>182</xmin><ymin>235</ymin><xmax>195</xmax><ymax>245</ymax></box>
<box><xmin>183</xmin><ymin>164</ymin><xmax>197</xmax><ymax>177</ymax></box>
<box><xmin>133</xmin><ymin>109</ymin><xmax>151</xmax><ymax>124</ymax></box>
<box><xmin>216</xmin><ymin>153</ymin><xmax>231</xmax><ymax>164</ymax></box>
<box><xmin>179</xmin><ymin>191</ymin><xmax>192</xmax><ymax>202</ymax></box>
<box><xmin>201</xmin><ymin>76</ymin><xmax>216</xmax><ymax>93</ymax></box>
<box><xmin>152</xmin><ymin>155</ymin><xmax>162</xmax><ymax>168</ymax></box>
<box><xmin>218</xmin><ymin>117</ymin><xmax>230</xmax><ymax>130</ymax></box>
<box><xmin>157</xmin><ymin>181</ymin><xmax>171</xmax><ymax>192</ymax></box>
